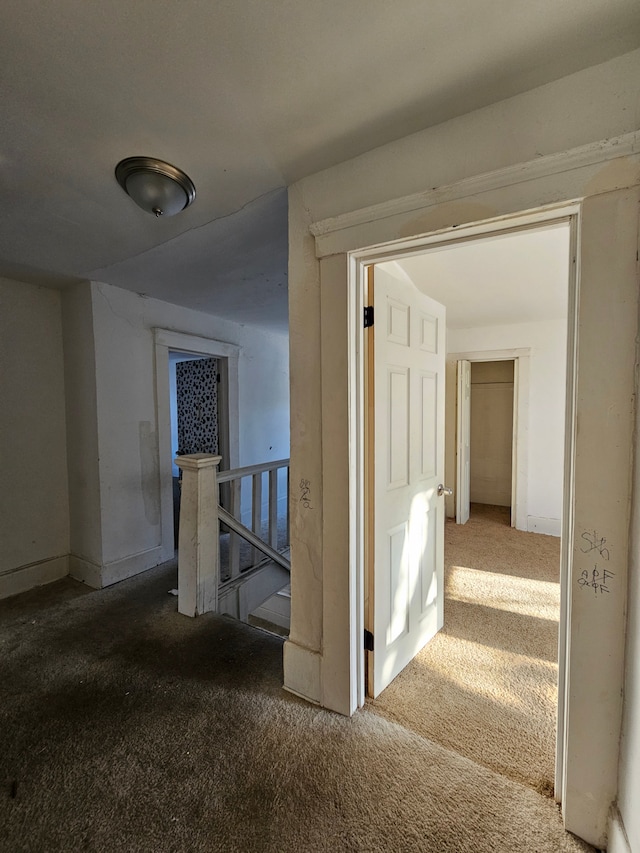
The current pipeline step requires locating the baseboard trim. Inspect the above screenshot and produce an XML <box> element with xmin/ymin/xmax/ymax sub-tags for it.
<box><xmin>0</xmin><ymin>555</ymin><xmax>69</xmax><ymax>600</ymax></box>
<box><xmin>69</xmin><ymin>555</ymin><xmax>103</xmax><ymax>589</ymax></box>
<box><xmin>527</xmin><ymin>516</ymin><xmax>561</xmax><ymax>537</ymax></box>
<box><xmin>70</xmin><ymin>546</ymin><xmax>169</xmax><ymax>590</ymax></box>
<box><xmin>101</xmin><ymin>546</ymin><xmax>166</xmax><ymax>587</ymax></box>
<box><xmin>608</xmin><ymin>806</ymin><xmax>631</xmax><ymax>853</ymax></box>
<box><xmin>283</xmin><ymin>640</ymin><xmax>321</xmax><ymax>705</ymax></box>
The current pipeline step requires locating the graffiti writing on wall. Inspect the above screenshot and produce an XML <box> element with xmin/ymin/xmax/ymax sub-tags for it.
<box><xmin>577</xmin><ymin>529</ymin><xmax>613</xmax><ymax>597</ymax></box>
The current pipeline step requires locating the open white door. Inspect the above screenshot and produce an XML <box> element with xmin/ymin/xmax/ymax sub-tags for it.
<box><xmin>456</xmin><ymin>359</ymin><xmax>471</xmax><ymax>525</ymax></box>
<box><xmin>369</xmin><ymin>265</ymin><xmax>447</xmax><ymax>698</ymax></box>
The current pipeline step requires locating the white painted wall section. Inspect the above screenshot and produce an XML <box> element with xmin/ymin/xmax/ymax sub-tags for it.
<box><xmin>0</xmin><ymin>278</ymin><xmax>70</xmax><ymax>598</ymax></box>
<box><xmin>612</xmin><ymin>300</ymin><xmax>640</xmax><ymax>852</ymax></box>
<box><xmin>300</xmin><ymin>49</ymin><xmax>640</xmax><ymax>225</ymax></box>
<box><xmin>62</xmin><ymin>282</ymin><xmax>104</xmax><ymax>586</ymax></box>
<box><xmin>286</xmin><ymin>51</ymin><xmax>640</xmax><ymax>849</ymax></box>
<box><xmin>89</xmin><ymin>281</ymin><xmax>289</xmax><ymax>585</ymax></box>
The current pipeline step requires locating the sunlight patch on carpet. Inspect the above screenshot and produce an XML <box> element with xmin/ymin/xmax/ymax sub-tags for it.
<box><xmin>447</xmin><ymin>564</ymin><xmax>560</xmax><ymax>620</ymax></box>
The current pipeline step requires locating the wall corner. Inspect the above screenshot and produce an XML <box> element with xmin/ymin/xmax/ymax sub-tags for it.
<box><xmin>283</xmin><ymin>639</ymin><xmax>322</xmax><ymax>705</ymax></box>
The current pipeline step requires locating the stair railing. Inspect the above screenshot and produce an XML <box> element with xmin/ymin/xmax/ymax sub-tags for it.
<box><xmin>216</xmin><ymin>458</ymin><xmax>290</xmax><ymax>578</ymax></box>
<box><xmin>175</xmin><ymin>454</ymin><xmax>290</xmax><ymax>617</ymax></box>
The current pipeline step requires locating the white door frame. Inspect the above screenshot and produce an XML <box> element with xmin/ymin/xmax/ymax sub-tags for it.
<box><xmin>450</xmin><ymin>349</ymin><xmax>531</xmax><ymax>531</ymax></box>
<box><xmin>347</xmin><ymin>205</ymin><xmax>579</xmax><ymax>801</ymax></box>
<box><xmin>154</xmin><ymin>329</ymin><xmax>240</xmax><ymax>562</ymax></box>
<box><xmin>455</xmin><ymin>359</ymin><xmax>471</xmax><ymax>525</ymax></box>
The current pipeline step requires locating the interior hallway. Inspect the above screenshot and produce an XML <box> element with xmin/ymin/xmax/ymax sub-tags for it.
<box><xmin>0</xmin><ymin>544</ymin><xmax>591</xmax><ymax>853</ymax></box>
<box><xmin>369</xmin><ymin>504</ymin><xmax>561</xmax><ymax>796</ymax></box>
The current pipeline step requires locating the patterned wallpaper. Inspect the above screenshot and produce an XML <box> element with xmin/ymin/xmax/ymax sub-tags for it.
<box><xmin>176</xmin><ymin>357</ymin><xmax>219</xmax><ymax>456</ymax></box>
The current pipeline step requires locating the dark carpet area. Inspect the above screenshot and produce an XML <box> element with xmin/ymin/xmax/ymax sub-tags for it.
<box><xmin>0</xmin><ymin>562</ymin><xmax>593</xmax><ymax>853</ymax></box>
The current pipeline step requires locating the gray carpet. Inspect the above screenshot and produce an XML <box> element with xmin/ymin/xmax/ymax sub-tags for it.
<box><xmin>0</xmin><ymin>560</ymin><xmax>593</xmax><ymax>852</ymax></box>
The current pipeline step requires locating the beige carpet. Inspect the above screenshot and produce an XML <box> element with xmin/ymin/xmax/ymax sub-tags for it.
<box><xmin>0</xmin><ymin>546</ymin><xmax>592</xmax><ymax>852</ymax></box>
<box><xmin>369</xmin><ymin>504</ymin><xmax>561</xmax><ymax>796</ymax></box>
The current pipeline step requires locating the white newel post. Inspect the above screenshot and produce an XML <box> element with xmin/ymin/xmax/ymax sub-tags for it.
<box><xmin>175</xmin><ymin>454</ymin><xmax>221</xmax><ymax>617</ymax></box>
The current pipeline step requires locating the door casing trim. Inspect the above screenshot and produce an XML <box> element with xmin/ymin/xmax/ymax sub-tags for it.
<box><xmin>450</xmin><ymin>349</ymin><xmax>531</xmax><ymax>531</ymax></box>
<box><xmin>347</xmin><ymin>203</ymin><xmax>580</xmax><ymax>802</ymax></box>
<box><xmin>154</xmin><ymin>329</ymin><xmax>240</xmax><ymax>562</ymax></box>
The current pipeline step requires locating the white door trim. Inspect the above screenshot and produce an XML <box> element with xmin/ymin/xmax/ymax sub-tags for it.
<box><xmin>310</xmin><ymin>131</ymin><xmax>639</xmax><ymax>255</ymax></box>
<box><xmin>556</xmin><ymin>212</ymin><xmax>580</xmax><ymax>804</ymax></box>
<box><xmin>512</xmin><ymin>359</ymin><xmax>519</xmax><ymax>530</ymax></box>
<box><xmin>455</xmin><ymin>360</ymin><xmax>471</xmax><ymax>525</ymax></box>
<box><xmin>154</xmin><ymin>328</ymin><xmax>240</xmax><ymax>561</ymax></box>
<box><xmin>347</xmin><ymin>205</ymin><xmax>579</xmax><ymax>797</ymax></box>
<box><xmin>449</xmin><ymin>349</ymin><xmax>530</xmax><ymax>531</ymax></box>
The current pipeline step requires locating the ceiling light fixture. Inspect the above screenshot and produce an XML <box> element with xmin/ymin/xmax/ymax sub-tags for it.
<box><xmin>115</xmin><ymin>156</ymin><xmax>196</xmax><ymax>217</ymax></box>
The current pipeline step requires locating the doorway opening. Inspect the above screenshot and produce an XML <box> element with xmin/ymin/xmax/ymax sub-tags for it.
<box><xmin>468</xmin><ymin>359</ymin><xmax>515</xmax><ymax>520</ymax></box>
<box><xmin>359</xmin><ymin>214</ymin><xmax>573</xmax><ymax>800</ymax></box>
<box><xmin>169</xmin><ymin>350</ymin><xmax>231</xmax><ymax>549</ymax></box>
<box><xmin>455</xmin><ymin>358</ymin><xmax>515</xmax><ymax>525</ymax></box>
<box><xmin>154</xmin><ymin>328</ymin><xmax>240</xmax><ymax>566</ymax></box>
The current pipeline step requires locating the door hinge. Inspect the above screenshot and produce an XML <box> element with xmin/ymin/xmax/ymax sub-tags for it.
<box><xmin>363</xmin><ymin>306</ymin><xmax>374</xmax><ymax>328</ymax></box>
<box><xmin>216</xmin><ymin>373</ymin><xmax>221</xmax><ymax>383</ymax></box>
<box><xmin>364</xmin><ymin>629</ymin><xmax>374</xmax><ymax>652</ymax></box>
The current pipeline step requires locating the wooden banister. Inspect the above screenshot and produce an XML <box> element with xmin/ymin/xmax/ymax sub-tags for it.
<box><xmin>216</xmin><ymin>458</ymin><xmax>290</xmax><ymax>483</ymax></box>
<box><xmin>175</xmin><ymin>453</ymin><xmax>221</xmax><ymax>617</ymax></box>
<box><xmin>218</xmin><ymin>508</ymin><xmax>290</xmax><ymax>571</ymax></box>
<box><xmin>176</xmin><ymin>454</ymin><xmax>290</xmax><ymax>619</ymax></box>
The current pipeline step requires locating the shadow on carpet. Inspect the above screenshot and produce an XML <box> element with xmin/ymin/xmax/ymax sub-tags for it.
<box><xmin>0</xmin><ymin>557</ymin><xmax>592</xmax><ymax>853</ymax></box>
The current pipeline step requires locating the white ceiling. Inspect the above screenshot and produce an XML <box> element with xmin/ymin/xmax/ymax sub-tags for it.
<box><xmin>1</xmin><ymin>1</ymin><xmax>639</xmax><ymax>332</ymax></box>
<box><xmin>383</xmin><ymin>222</ymin><xmax>570</xmax><ymax>328</ymax></box>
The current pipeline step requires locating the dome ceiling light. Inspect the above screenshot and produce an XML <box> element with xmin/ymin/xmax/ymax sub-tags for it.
<box><xmin>115</xmin><ymin>157</ymin><xmax>196</xmax><ymax>217</ymax></box>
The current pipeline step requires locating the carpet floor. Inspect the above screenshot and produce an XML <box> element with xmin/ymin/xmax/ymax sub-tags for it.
<box><xmin>369</xmin><ymin>503</ymin><xmax>561</xmax><ymax>796</ymax></box>
<box><xmin>0</xmin><ymin>524</ymin><xmax>593</xmax><ymax>852</ymax></box>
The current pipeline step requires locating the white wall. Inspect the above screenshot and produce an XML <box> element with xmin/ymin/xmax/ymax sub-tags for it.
<box><xmin>449</xmin><ymin>319</ymin><xmax>567</xmax><ymax>534</ymax></box>
<box><xmin>85</xmin><ymin>281</ymin><xmax>289</xmax><ymax>582</ymax></box>
<box><xmin>615</xmin><ymin>525</ymin><xmax>640</xmax><ymax>849</ymax></box>
<box><xmin>238</xmin><ymin>333</ymin><xmax>291</xmax><ymax>468</ymax></box>
<box><xmin>0</xmin><ymin>277</ymin><xmax>69</xmax><ymax>598</ymax></box>
<box><xmin>62</xmin><ymin>282</ymin><xmax>103</xmax><ymax>577</ymax></box>
<box><xmin>285</xmin><ymin>48</ymin><xmax>640</xmax><ymax>849</ymax></box>
<box><xmin>298</xmin><ymin>49</ymin><xmax>640</xmax><ymax>225</ymax></box>
<box><xmin>611</xmin><ymin>342</ymin><xmax>640</xmax><ymax>852</ymax></box>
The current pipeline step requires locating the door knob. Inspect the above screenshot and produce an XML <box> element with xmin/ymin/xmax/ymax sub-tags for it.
<box><xmin>437</xmin><ymin>484</ymin><xmax>453</xmax><ymax>497</ymax></box>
